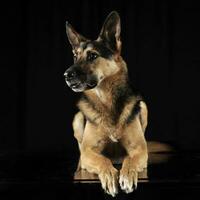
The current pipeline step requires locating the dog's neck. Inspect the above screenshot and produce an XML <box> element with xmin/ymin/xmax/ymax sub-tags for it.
<box><xmin>84</xmin><ymin>67</ymin><xmax>128</xmax><ymax>109</ymax></box>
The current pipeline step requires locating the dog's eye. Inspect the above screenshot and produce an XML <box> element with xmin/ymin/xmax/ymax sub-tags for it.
<box><xmin>87</xmin><ymin>52</ymin><xmax>98</xmax><ymax>62</ymax></box>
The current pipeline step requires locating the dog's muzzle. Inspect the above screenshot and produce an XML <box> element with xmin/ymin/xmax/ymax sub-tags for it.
<box><xmin>64</xmin><ymin>67</ymin><xmax>97</xmax><ymax>92</ymax></box>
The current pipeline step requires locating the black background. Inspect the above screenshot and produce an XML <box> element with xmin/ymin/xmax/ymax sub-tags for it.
<box><xmin>1</xmin><ymin>0</ymin><xmax>200</xmax><ymax>158</ymax></box>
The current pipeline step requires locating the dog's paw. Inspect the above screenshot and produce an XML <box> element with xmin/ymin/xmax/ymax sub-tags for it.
<box><xmin>119</xmin><ymin>168</ymin><xmax>138</xmax><ymax>193</ymax></box>
<box><xmin>99</xmin><ymin>167</ymin><xmax>118</xmax><ymax>197</ymax></box>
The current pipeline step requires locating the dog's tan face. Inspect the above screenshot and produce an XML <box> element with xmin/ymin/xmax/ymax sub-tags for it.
<box><xmin>64</xmin><ymin>12</ymin><xmax>122</xmax><ymax>92</ymax></box>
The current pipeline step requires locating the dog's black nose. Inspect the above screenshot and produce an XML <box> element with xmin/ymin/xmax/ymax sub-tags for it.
<box><xmin>64</xmin><ymin>69</ymin><xmax>77</xmax><ymax>80</ymax></box>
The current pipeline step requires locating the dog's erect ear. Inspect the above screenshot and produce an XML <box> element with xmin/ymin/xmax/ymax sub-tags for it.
<box><xmin>66</xmin><ymin>22</ymin><xmax>88</xmax><ymax>49</ymax></box>
<box><xmin>97</xmin><ymin>11</ymin><xmax>121</xmax><ymax>54</ymax></box>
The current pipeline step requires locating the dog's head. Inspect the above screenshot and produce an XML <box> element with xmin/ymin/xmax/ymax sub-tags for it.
<box><xmin>64</xmin><ymin>11</ymin><xmax>123</xmax><ymax>92</ymax></box>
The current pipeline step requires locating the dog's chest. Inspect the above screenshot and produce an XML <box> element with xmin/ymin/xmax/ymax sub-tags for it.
<box><xmin>104</xmin><ymin>125</ymin><xmax>123</xmax><ymax>143</ymax></box>
<box><xmin>109</xmin><ymin>134</ymin><xmax>118</xmax><ymax>142</ymax></box>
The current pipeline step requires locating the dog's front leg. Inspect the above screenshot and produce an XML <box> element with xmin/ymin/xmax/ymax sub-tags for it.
<box><xmin>119</xmin><ymin>118</ymin><xmax>148</xmax><ymax>193</ymax></box>
<box><xmin>81</xmin><ymin>149</ymin><xmax>118</xmax><ymax>196</ymax></box>
<box><xmin>119</xmin><ymin>146</ymin><xmax>147</xmax><ymax>193</ymax></box>
<box><xmin>72</xmin><ymin>111</ymin><xmax>85</xmax><ymax>171</ymax></box>
<box><xmin>80</xmin><ymin>122</ymin><xmax>118</xmax><ymax>197</ymax></box>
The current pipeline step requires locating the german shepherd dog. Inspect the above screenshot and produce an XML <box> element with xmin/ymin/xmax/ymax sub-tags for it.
<box><xmin>64</xmin><ymin>11</ymin><xmax>148</xmax><ymax>196</ymax></box>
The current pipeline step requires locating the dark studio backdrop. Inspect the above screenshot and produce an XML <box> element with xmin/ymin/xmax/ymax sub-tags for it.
<box><xmin>1</xmin><ymin>0</ymin><xmax>200</xmax><ymax>158</ymax></box>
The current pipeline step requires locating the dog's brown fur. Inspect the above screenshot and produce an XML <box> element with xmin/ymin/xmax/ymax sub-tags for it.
<box><xmin>65</xmin><ymin>11</ymin><xmax>150</xmax><ymax>196</ymax></box>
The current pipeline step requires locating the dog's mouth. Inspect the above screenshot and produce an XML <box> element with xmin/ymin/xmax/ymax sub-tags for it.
<box><xmin>70</xmin><ymin>82</ymin><xmax>81</xmax><ymax>89</ymax></box>
<box><xmin>67</xmin><ymin>82</ymin><xmax>97</xmax><ymax>93</ymax></box>
<box><xmin>70</xmin><ymin>82</ymin><xmax>97</xmax><ymax>92</ymax></box>
<box><xmin>65</xmin><ymin>76</ymin><xmax>98</xmax><ymax>92</ymax></box>
<box><xmin>66</xmin><ymin>81</ymin><xmax>84</xmax><ymax>92</ymax></box>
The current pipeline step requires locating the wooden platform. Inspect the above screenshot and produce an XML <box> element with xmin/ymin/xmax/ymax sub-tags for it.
<box><xmin>73</xmin><ymin>153</ymin><xmax>173</xmax><ymax>183</ymax></box>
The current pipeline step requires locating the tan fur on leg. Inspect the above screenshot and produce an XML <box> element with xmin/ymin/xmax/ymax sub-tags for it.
<box><xmin>119</xmin><ymin>117</ymin><xmax>148</xmax><ymax>193</ymax></box>
<box><xmin>80</xmin><ymin>122</ymin><xmax>119</xmax><ymax>197</ymax></box>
